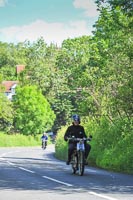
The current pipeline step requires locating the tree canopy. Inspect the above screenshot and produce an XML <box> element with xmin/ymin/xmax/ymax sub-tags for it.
<box><xmin>13</xmin><ymin>85</ymin><xmax>56</xmax><ymax>136</ymax></box>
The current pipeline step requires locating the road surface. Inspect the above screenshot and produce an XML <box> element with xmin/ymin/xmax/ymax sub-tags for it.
<box><xmin>0</xmin><ymin>145</ymin><xmax>132</xmax><ymax>200</ymax></box>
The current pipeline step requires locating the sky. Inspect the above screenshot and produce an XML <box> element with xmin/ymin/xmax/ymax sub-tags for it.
<box><xmin>0</xmin><ymin>0</ymin><xmax>99</xmax><ymax>46</ymax></box>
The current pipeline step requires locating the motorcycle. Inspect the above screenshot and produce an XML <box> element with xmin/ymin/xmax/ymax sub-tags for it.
<box><xmin>68</xmin><ymin>136</ymin><xmax>92</xmax><ymax>176</ymax></box>
<box><xmin>42</xmin><ymin>139</ymin><xmax>47</xmax><ymax>150</ymax></box>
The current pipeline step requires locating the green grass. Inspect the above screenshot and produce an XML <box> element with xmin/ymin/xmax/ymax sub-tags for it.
<box><xmin>0</xmin><ymin>132</ymin><xmax>50</xmax><ymax>147</ymax></box>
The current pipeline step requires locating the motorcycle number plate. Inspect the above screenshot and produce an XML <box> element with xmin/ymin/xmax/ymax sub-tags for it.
<box><xmin>77</xmin><ymin>142</ymin><xmax>85</xmax><ymax>151</ymax></box>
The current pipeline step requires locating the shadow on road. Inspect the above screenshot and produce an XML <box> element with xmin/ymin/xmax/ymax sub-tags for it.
<box><xmin>0</xmin><ymin>147</ymin><xmax>132</xmax><ymax>196</ymax></box>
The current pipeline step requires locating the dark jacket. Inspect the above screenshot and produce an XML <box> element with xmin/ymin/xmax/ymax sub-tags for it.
<box><xmin>41</xmin><ymin>135</ymin><xmax>48</xmax><ymax>140</ymax></box>
<box><xmin>64</xmin><ymin>124</ymin><xmax>87</xmax><ymax>144</ymax></box>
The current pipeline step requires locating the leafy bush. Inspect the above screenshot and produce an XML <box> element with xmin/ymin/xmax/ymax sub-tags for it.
<box><xmin>55</xmin><ymin>126</ymin><xmax>68</xmax><ymax>161</ymax></box>
<box><xmin>86</xmin><ymin>117</ymin><xmax>133</xmax><ymax>174</ymax></box>
<box><xmin>0</xmin><ymin>132</ymin><xmax>50</xmax><ymax>147</ymax></box>
<box><xmin>55</xmin><ymin>117</ymin><xmax>133</xmax><ymax>174</ymax></box>
<box><xmin>13</xmin><ymin>85</ymin><xmax>56</xmax><ymax>136</ymax></box>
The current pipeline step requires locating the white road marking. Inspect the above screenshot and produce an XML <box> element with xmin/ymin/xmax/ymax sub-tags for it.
<box><xmin>0</xmin><ymin>148</ymin><xmax>122</xmax><ymax>198</ymax></box>
<box><xmin>1</xmin><ymin>153</ymin><xmax>72</xmax><ymax>187</ymax></box>
<box><xmin>89</xmin><ymin>191</ymin><xmax>118</xmax><ymax>200</ymax></box>
<box><xmin>7</xmin><ymin>161</ymin><xmax>15</xmax><ymax>165</ymax></box>
<box><xmin>19</xmin><ymin>167</ymin><xmax>35</xmax><ymax>173</ymax></box>
<box><xmin>42</xmin><ymin>175</ymin><xmax>73</xmax><ymax>187</ymax></box>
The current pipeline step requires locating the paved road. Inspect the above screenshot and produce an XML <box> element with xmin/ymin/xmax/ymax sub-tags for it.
<box><xmin>0</xmin><ymin>145</ymin><xmax>132</xmax><ymax>200</ymax></box>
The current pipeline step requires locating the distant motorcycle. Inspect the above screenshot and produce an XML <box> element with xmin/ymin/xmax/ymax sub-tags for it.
<box><xmin>68</xmin><ymin>136</ymin><xmax>92</xmax><ymax>176</ymax></box>
<box><xmin>42</xmin><ymin>139</ymin><xmax>47</xmax><ymax>150</ymax></box>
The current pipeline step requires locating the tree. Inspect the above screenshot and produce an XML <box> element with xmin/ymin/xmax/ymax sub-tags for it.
<box><xmin>95</xmin><ymin>0</ymin><xmax>133</xmax><ymax>16</ymax></box>
<box><xmin>55</xmin><ymin>36</ymin><xmax>93</xmax><ymax>118</ymax></box>
<box><xmin>0</xmin><ymin>94</ymin><xmax>13</xmax><ymax>132</ymax></box>
<box><xmin>0</xmin><ymin>74</ymin><xmax>13</xmax><ymax>131</ymax></box>
<box><xmin>13</xmin><ymin>85</ymin><xmax>56</xmax><ymax>136</ymax></box>
<box><xmin>92</xmin><ymin>4</ymin><xmax>133</xmax><ymax>120</ymax></box>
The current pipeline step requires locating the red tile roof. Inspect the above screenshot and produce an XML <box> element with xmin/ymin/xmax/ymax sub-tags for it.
<box><xmin>16</xmin><ymin>65</ymin><xmax>25</xmax><ymax>74</ymax></box>
<box><xmin>2</xmin><ymin>81</ymin><xmax>19</xmax><ymax>92</ymax></box>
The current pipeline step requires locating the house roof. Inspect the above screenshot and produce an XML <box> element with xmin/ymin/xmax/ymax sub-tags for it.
<box><xmin>2</xmin><ymin>81</ymin><xmax>19</xmax><ymax>92</ymax></box>
<box><xmin>16</xmin><ymin>65</ymin><xmax>25</xmax><ymax>74</ymax></box>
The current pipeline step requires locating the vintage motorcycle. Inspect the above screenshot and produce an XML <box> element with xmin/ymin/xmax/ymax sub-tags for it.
<box><xmin>68</xmin><ymin>136</ymin><xmax>92</xmax><ymax>176</ymax></box>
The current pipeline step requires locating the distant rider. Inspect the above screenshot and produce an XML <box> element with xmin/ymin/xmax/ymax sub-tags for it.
<box><xmin>64</xmin><ymin>114</ymin><xmax>91</xmax><ymax>165</ymax></box>
<box><xmin>41</xmin><ymin>132</ymin><xmax>48</xmax><ymax>148</ymax></box>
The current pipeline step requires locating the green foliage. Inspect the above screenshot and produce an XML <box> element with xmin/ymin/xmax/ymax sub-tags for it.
<box><xmin>55</xmin><ymin>126</ymin><xmax>68</xmax><ymax>161</ymax></box>
<box><xmin>0</xmin><ymin>132</ymin><xmax>50</xmax><ymax>147</ymax></box>
<box><xmin>0</xmin><ymin>93</ymin><xmax>13</xmax><ymax>132</ymax></box>
<box><xmin>95</xmin><ymin>0</ymin><xmax>133</xmax><ymax>16</ymax></box>
<box><xmin>13</xmin><ymin>85</ymin><xmax>56</xmax><ymax>136</ymax></box>
<box><xmin>55</xmin><ymin>36</ymin><xmax>93</xmax><ymax>121</ymax></box>
<box><xmin>87</xmin><ymin>117</ymin><xmax>133</xmax><ymax>174</ymax></box>
<box><xmin>0</xmin><ymin>42</ymin><xmax>28</xmax><ymax>80</ymax></box>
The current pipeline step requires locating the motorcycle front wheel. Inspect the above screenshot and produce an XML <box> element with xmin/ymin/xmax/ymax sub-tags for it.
<box><xmin>78</xmin><ymin>151</ymin><xmax>85</xmax><ymax>176</ymax></box>
<box><xmin>42</xmin><ymin>142</ymin><xmax>46</xmax><ymax>149</ymax></box>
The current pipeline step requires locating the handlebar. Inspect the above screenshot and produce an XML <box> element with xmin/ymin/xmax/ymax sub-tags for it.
<box><xmin>66</xmin><ymin>135</ymin><xmax>92</xmax><ymax>142</ymax></box>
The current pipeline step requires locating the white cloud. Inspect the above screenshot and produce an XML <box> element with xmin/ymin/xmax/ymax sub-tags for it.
<box><xmin>73</xmin><ymin>0</ymin><xmax>98</xmax><ymax>17</ymax></box>
<box><xmin>0</xmin><ymin>19</ymin><xmax>93</xmax><ymax>46</ymax></box>
<box><xmin>0</xmin><ymin>0</ymin><xmax>7</xmax><ymax>7</ymax></box>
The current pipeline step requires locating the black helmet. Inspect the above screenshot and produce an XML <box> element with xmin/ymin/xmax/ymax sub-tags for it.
<box><xmin>72</xmin><ymin>114</ymin><xmax>80</xmax><ymax>123</ymax></box>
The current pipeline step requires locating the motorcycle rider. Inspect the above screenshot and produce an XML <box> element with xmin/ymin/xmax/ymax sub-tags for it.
<box><xmin>41</xmin><ymin>132</ymin><xmax>48</xmax><ymax>148</ymax></box>
<box><xmin>64</xmin><ymin>114</ymin><xmax>91</xmax><ymax>165</ymax></box>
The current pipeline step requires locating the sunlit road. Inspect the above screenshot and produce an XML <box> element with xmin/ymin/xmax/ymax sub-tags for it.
<box><xmin>0</xmin><ymin>145</ymin><xmax>132</xmax><ymax>200</ymax></box>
